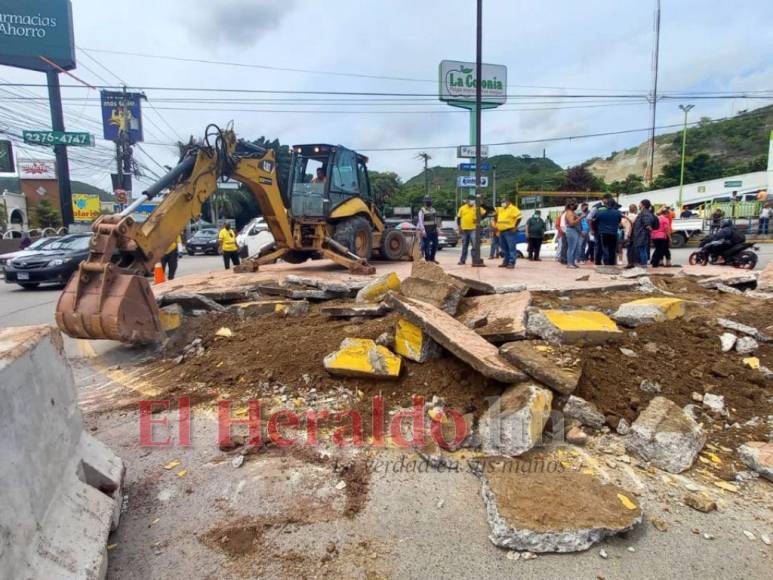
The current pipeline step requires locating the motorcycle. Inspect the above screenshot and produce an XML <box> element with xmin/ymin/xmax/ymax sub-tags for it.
<box><xmin>688</xmin><ymin>239</ymin><xmax>759</xmax><ymax>269</ymax></box>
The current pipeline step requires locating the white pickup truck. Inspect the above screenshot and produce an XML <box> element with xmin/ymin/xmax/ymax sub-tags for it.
<box><xmin>669</xmin><ymin>217</ymin><xmax>706</xmax><ymax>248</ymax></box>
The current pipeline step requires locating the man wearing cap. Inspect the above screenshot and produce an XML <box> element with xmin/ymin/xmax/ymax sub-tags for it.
<box><xmin>495</xmin><ymin>197</ymin><xmax>522</xmax><ymax>269</ymax></box>
<box><xmin>456</xmin><ymin>193</ymin><xmax>486</xmax><ymax>265</ymax></box>
<box><xmin>417</xmin><ymin>196</ymin><xmax>440</xmax><ymax>263</ymax></box>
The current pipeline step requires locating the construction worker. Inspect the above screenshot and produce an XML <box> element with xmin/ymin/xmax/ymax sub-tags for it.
<box><xmin>417</xmin><ymin>196</ymin><xmax>440</xmax><ymax>263</ymax></box>
<box><xmin>218</xmin><ymin>222</ymin><xmax>240</xmax><ymax>269</ymax></box>
<box><xmin>161</xmin><ymin>234</ymin><xmax>181</xmax><ymax>280</ymax></box>
<box><xmin>495</xmin><ymin>197</ymin><xmax>522</xmax><ymax>269</ymax></box>
<box><xmin>456</xmin><ymin>193</ymin><xmax>486</xmax><ymax>265</ymax></box>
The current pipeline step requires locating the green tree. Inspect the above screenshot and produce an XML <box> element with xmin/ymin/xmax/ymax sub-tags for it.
<box><xmin>32</xmin><ymin>199</ymin><xmax>62</xmax><ymax>228</ymax></box>
<box><xmin>369</xmin><ymin>171</ymin><xmax>401</xmax><ymax>207</ymax></box>
<box><xmin>560</xmin><ymin>165</ymin><xmax>603</xmax><ymax>192</ymax></box>
<box><xmin>0</xmin><ymin>199</ymin><xmax>7</xmax><ymax>231</ymax></box>
<box><xmin>608</xmin><ymin>174</ymin><xmax>645</xmax><ymax>194</ymax></box>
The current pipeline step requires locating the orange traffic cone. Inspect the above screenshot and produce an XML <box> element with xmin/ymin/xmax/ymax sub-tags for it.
<box><xmin>154</xmin><ymin>263</ymin><xmax>166</xmax><ymax>284</ymax></box>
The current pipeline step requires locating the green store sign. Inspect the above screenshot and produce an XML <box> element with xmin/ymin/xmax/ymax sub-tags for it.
<box><xmin>0</xmin><ymin>0</ymin><xmax>75</xmax><ymax>72</ymax></box>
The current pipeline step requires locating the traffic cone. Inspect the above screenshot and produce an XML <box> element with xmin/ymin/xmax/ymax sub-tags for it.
<box><xmin>154</xmin><ymin>263</ymin><xmax>166</xmax><ymax>284</ymax></box>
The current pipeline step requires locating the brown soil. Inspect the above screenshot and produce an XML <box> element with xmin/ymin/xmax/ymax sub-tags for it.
<box><xmin>481</xmin><ymin>454</ymin><xmax>641</xmax><ymax>532</ymax></box>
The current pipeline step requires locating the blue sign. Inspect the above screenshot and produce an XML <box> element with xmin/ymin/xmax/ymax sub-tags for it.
<box><xmin>458</xmin><ymin>162</ymin><xmax>491</xmax><ymax>171</ymax></box>
<box><xmin>100</xmin><ymin>90</ymin><xmax>144</xmax><ymax>143</ymax></box>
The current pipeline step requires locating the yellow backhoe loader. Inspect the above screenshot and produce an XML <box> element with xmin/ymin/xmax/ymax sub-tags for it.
<box><xmin>55</xmin><ymin>124</ymin><xmax>411</xmax><ymax>344</ymax></box>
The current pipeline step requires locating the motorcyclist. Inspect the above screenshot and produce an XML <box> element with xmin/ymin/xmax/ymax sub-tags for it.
<box><xmin>703</xmin><ymin>219</ymin><xmax>746</xmax><ymax>262</ymax></box>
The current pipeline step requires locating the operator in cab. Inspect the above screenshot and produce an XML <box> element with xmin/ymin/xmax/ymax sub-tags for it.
<box><xmin>311</xmin><ymin>167</ymin><xmax>327</xmax><ymax>184</ymax></box>
<box><xmin>218</xmin><ymin>223</ymin><xmax>240</xmax><ymax>270</ymax></box>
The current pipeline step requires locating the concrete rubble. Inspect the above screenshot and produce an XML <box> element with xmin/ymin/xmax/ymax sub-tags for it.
<box><xmin>231</xmin><ymin>298</ymin><xmax>310</xmax><ymax>317</ymax></box>
<box><xmin>717</xmin><ymin>318</ymin><xmax>771</xmax><ymax>342</ymax></box>
<box><xmin>612</xmin><ymin>297</ymin><xmax>686</xmax><ymax>327</ymax></box>
<box><xmin>386</xmin><ymin>293</ymin><xmax>527</xmax><ymax>383</ymax></box>
<box><xmin>394</xmin><ymin>318</ymin><xmax>442</xmax><ymax>363</ymax></box>
<box><xmin>626</xmin><ymin>396</ymin><xmax>707</xmax><ymax>473</ymax></box>
<box><xmin>737</xmin><ymin>442</ymin><xmax>773</xmax><ymax>481</ymax></box>
<box><xmin>479</xmin><ymin>383</ymin><xmax>553</xmax><ymax>456</ymax></box>
<box><xmin>526</xmin><ymin>308</ymin><xmax>623</xmax><ymax>345</ymax></box>
<box><xmin>323</xmin><ymin>337</ymin><xmax>401</xmax><ymax>379</ymax></box>
<box><xmin>159</xmin><ymin>291</ymin><xmax>227</xmax><ymax>312</ymax></box>
<box><xmin>499</xmin><ymin>340</ymin><xmax>580</xmax><ymax>395</ymax></box>
<box><xmin>563</xmin><ymin>395</ymin><xmax>606</xmax><ymax>429</ymax></box>
<box><xmin>356</xmin><ymin>272</ymin><xmax>401</xmax><ymax>303</ymax></box>
<box><xmin>401</xmin><ymin>261</ymin><xmax>468</xmax><ymax>314</ymax></box>
<box><xmin>0</xmin><ymin>326</ymin><xmax>125</xmax><ymax>580</ymax></box>
<box><xmin>320</xmin><ymin>302</ymin><xmax>389</xmax><ymax>318</ymax></box>
<box><xmin>456</xmin><ymin>291</ymin><xmax>531</xmax><ymax>342</ymax></box>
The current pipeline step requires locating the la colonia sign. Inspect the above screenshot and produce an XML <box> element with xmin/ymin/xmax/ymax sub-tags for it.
<box><xmin>439</xmin><ymin>60</ymin><xmax>507</xmax><ymax>106</ymax></box>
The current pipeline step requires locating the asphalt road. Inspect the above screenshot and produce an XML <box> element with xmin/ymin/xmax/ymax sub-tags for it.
<box><xmin>0</xmin><ymin>254</ymin><xmax>224</xmax><ymax>329</ymax></box>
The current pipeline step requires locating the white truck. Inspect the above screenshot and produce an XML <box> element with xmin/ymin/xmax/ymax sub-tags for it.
<box><xmin>669</xmin><ymin>217</ymin><xmax>706</xmax><ymax>248</ymax></box>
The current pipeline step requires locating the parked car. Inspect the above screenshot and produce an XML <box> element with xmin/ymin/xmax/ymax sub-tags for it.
<box><xmin>440</xmin><ymin>227</ymin><xmax>459</xmax><ymax>247</ymax></box>
<box><xmin>0</xmin><ymin>236</ymin><xmax>60</xmax><ymax>269</ymax></box>
<box><xmin>515</xmin><ymin>230</ymin><xmax>558</xmax><ymax>259</ymax></box>
<box><xmin>186</xmin><ymin>228</ymin><xmax>220</xmax><ymax>255</ymax></box>
<box><xmin>437</xmin><ymin>232</ymin><xmax>448</xmax><ymax>250</ymax></box>
<box><xmin>3</xmin><ymin>234</ymin><xmax>93</xmax><ymax>289</ymax></box>
<box><xmin>236</xmin><ymin>218</ymin><xmax>275</xmax><ymax>257</ymax></box>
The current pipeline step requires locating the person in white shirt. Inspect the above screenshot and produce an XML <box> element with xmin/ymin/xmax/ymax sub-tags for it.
<box><xmin>758</xmin><ymin>203</ymin><xmax>771</xmax><ymax>235</ymax></box>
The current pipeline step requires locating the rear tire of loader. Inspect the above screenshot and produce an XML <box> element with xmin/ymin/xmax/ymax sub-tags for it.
<box><xmin>333</xmin><ymin>216</ymin><xmax>373</xmax><ymax>260</ymax></box>
<box><xmin>380</xmin><ymin>229</ymin><xmax>407</xmax><ymax>261</ymax></box>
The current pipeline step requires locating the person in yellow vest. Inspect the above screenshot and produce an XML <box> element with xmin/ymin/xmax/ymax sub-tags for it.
<box><xmin>456</xmin><ymin>193</ymin><xmax>486</xmax><ymax>265</ymax></box>
<box><xmin>218</xmin><ymin>222</ymin><xmax>240</xmax><ymax>269</ymax></box>
<box><xmin>161</xmin><ymin>234</ymin><xmax>181</xmax><ymax>279</ymax></box>
<box><xmin>495</xmin><ymin>197</ymin><xmax>522</xmax><ymax>269</ymax></box>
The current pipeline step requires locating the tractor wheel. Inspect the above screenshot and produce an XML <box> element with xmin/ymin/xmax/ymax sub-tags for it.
<box><xmin>333</xmin><ymin>216</ymin><xmax>373</xmax><ymax>260</ymax></box>
<box><xmin>380</xmin><ymin>228</ymin><xmax>407</xmax><ymax>261</ymax></box>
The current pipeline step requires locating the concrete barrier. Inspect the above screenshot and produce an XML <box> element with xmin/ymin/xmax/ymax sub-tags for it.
<box><xmin>0</xmin><ymin>326</ymin><xmax>125</xmax><ymax>580</ymax></box>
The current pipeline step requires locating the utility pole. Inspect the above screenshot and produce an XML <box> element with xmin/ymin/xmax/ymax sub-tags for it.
<box><xmin>492</xmin><ymin>165</ymin><xmax>497</xmax><ymax>208</ymax></box>
<box><xmin>647</xmin><ymin>0</ymin><xmax>662</xmax><ymax>186</ymax></box>
<box><xmin>471</xmin><ymin>0</ymin><xmax>485</xmax><ymax>267</ymax></box>
<box><xmin>417</xmin><ymin>152</ymin><xmax>431</xmax><ymax>199</ymax></box>
<box><xmin>677</xmin><ymin>104</ymin><xmax>694</xmax><ymax>209</ymax></box>
<box><xmin>46</xmin><ymin>70</ymin><xmax>74</xmax><ymax>227</ymax></box>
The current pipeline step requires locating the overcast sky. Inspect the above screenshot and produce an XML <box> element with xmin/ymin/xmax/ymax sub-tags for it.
<box><xmin>2</xmin><ymin>0</ymin><xmax>772</xmax><ymax>192</ymax></box>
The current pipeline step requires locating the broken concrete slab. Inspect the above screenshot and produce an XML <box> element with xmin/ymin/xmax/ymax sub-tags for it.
<box><xmin>320</xmin><ymin>303</ymin><xmax>388</xmax><ymax>318</ymax></box>
<box><xmin>472</xmin><ymin>460</ymin><xmax>642</xmax><ymax>553</ymax></box>
<box><xmin>449</xmin><ymin>273</ymin><xmax>496</xmax><ymax>295</ymax></box>
<box><xmin>283</xmin><ymin>274</ymin><xmax>354</xmax><ymax>296</ymax></box>
<box><xmin>456</xmin><ymin>291</ymin><xmax>531</xmax><ymax>342</ymax></box>
<box><xmin>621</xmin><ymin>267</ymin><xmax>650</xmax><ymax>279</ymax></box>
<box><xmin>158</xmin><ymin>292</ymin><xmax>227</xmax><ymax>312</ymax></box>
<box><xmin>257</xmin><ymin>282</ymin><xmax>338</xmax><ymax>300</ymax></box>
<box><xmin>595</xmin><ymin>265</ymin><xmax>623</xmax><ymax>276</ymax></box>
<box><xmin>563</xmin><ymin>395</ymin><xmax>606</xmax><ymax>429</ymax></box>
<box><xmin>526</xmin><ymin>309</ymin><xmax>623</xmax><ymax>345</ymax></box>
<box><xmin>323</xmin><ymin>338</ymin><xmax>401</xmax><ymax>379</ymax></box>
<box><xmin>355</xmin><ymin>272</ymin><xmax>401</xmax><ymax>303</ymax></box>
<box><xmin>717</xmin><ymin>318</ymin><xmax>771</xmax><ymax>342</ymax></box>
<box><xmin>735</xmin><ymin>335</ymin><xmax>759</xmax><ymax>355</ymax></box>
<box><xmin>612</xmin><ymin>297</ymin><xmax>686</xmax><ymax>327</ymax></box>
<box><xmin>231</xmin><ymin>299</ymin><xmax>309</xmax><ymax>317</ymax></box>
<box><xmin>756</xmin><ymin>261</ymin><xmax>773</xmax><ymax>292</ymax></box>
<box><xmin>401</xmin><ymin>276</ymin><xmax>465</xmax><ymax>315</ymax></box>
<box><xmin>159</xmin><ymin>303</ymin><xmax>184</xmax><ymax>331</ymax></box>
<box><xmin>479</xmin><ymin>383</ymin><xmax>553</xmax><ymax>456</ymax></box>
<box><xmin>699</xmin><ymin>273</ymin><xmax>758</xmax><ymax>289</ymax></box>
<box><xmin>394</xmin><ymin>318</ymin><xmax>442</xmax><ymax>363</ymax></box>
<box><xmin>385</xmin><ymin>293</ymin><xmax>527</xmax><ymax>383</ymax></box>
<box><xmin>625</xmin><ymin>396</ymin><xmax>706</xmax><ymax>473</ymax></box>
<box><xmin>0</xmin><ymin>326</ymin><xmax>125</xmax><ymax>579</ymax></box>
<box><xmin>720</xmin><ymin>333</ymin><xmax>738</xmax><ymax>352</ymax></box>
<box><xmin>737</xmin><ymin>442</ymin><xmax>773</xmax><ymax>481</ymax></box>
<box><xmin>499</xmin><ymin>340</ymin><xmax>580</xmax><ymax>395</ymax></box>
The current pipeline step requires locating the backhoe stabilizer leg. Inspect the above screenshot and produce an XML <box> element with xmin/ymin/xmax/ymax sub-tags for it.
<box><xmin>233</xmin><ymin>246</ymin><xmax>289</xmax><ymax>273</ymax></box>
<box><xmin>320</xmin><ymin>248</ymin><xmax>376</xmax><ymax>275</ymax></box>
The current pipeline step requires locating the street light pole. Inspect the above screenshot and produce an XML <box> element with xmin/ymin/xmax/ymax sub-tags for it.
<box><xmin>677</xmin><ymin>104</ymin><xmax>694</xmax><ymax>209</ymax></box>
<box><xmin>471</xmin><ymin>0</ymin><xmax>485</xmax><ymax>267</ymax></box>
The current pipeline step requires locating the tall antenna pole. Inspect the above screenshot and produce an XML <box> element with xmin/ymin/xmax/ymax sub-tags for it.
<box><xmin>647</xmin><ymin>0</ymin><xmax>661</xmax><ymax>186</ymax></box>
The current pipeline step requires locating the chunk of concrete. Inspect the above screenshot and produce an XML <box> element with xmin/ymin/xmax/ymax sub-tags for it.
<box><xmin>472</xmin><ymin>461</ymin><xmax>642</xmax><ymax>553</ymax></box>
<box><xmin>499</xmin><ymin>340</ymin><xmax>580</xmax><ymax>395</ymax></box>
<box><xmin>284</xmin><ymin>275</ymin><xmax>353</xmax><ymax>296</ymax></box>
<box><xmin>394</xmin><ymin>318</ymin><xmax>442</xmax><ymax>362</ymax></box>
<box><xmin>386</xmin><ymin>294</ymin><xmax>527</xmax><ymax>383</ymax></box>
<box><xmin>702</xmin><ymin>393</ymin><xmax>725</xmax><ymax>414</ymax></box>
<box><xmin>355</xmin><ymin>272</ymin><xmax>401</xmax><ymax>303</ymax></box>
<box><xmin>621</xmin><ymin>267</ymin><xmax>650</xmax><ymax>279</ymax></box>
<box><xmin>699</xmin><ymin>273</ymin><xmax>758</xmax><ymax>289</ymax></box>
<box><xmin>479</xmin><ymin>383</ymin><xmax>553</xmax><ymax>456</ymax></box>
<box><xmin>612</xmin><ymin>297</ymin><xmax>686</xmax><ymax>327</ymax></box>
<box><xmin>320</xmin><ymin>302</ymin><xmax>389</xmax><ymax>318</ymax></box>
<box><xmin>159</xmin><ymin>303</ymin><xmax>184</xmax><ymax>331</ymax></box>
<box><xmin>735</xmin><ymin>336</ymin><xmax>759</xmax><ymax>355</ymax></box>
<box><xmin>526</xmin><ymin>309</ymin><xmax>623</xmax><ymax>345</ymax></box>
<box><xmin>273</xmin><ymin>300</ymin><xmax>310</xmax><ymax>318</ymax></box>
<box><xmin>449</xmin><ymin>273</ymin><xmax>496</xmax><ymax>295</ymax></box>
<box><xmin>0</xmin><ymin>326</ymin><xmax>125</xmax><ymax>580</ymax></box>
<box><xmin>323</xmin><ymin>338</ymin><xmax>401</xmax><ymax>379</ymax></box>
<box><xmin>717</xmin><ymin>318</ymin><xmax>771</xmax><ymax>342</ymax></box>
<box><xmin>258</xmin><ymin>282</ymin><xmax>337</xmax><ymax>300</ymax></box>
<box><xmin>158</xmin><ymin>292</ymin><xmax>226</xmax><ymax>312</ymax></box>
<box><xmin>231</xmin><ymin>299</ymin><xmax>309</xmax><ymax>317</ymax></box>
<box><xmin>756</xmin><ymin>261</ymin><xmax>773</xmax><ymax>292</ymax></box>
<box><xmin>401</xmin><ymin>276</ymin><xmax>464</xmax><ymax>315</ymax></box>
<box><xmin>737</xmin><ymin>442</ymin><xmax>773</xmax><ymax>481</ymax></box>
<box><xmin>563</xmin><ymin>395</ymin><xmax>606</xmax><ymax>429</ymax></box>
<box><xmin>457</xmin><ymin>291</ymin><xmax>531</xmax><ymax>342</ymax></box>
<box><xmin>719</xmin><ymin>333</ymin><xmax>737</xmax><ymax>352</ymax></box>
<box><xmin>625</xmin><ymin>396</ymin><xmax>706</xmax><ymax>473</ymax></box>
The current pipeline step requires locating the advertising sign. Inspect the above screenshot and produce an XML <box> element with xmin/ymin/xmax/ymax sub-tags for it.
<box><xmin>23</xmin><ymin>130</ymin><xmax>94</xmax><ymax>146</ymax></box>
<box><xmin>458</xmin><ymin>162</ymin><xmax>491</xmax><ymax>172</ymax></box>
<box><xmin>457</xmin><ymin>176</ymin><xmax>489</xmax><ymax>188</ymax></box>
<box><xmin>71</xmin><ymin>193</ymin><xmax>101</xmax><ymax>222</ymax></box>
<box><xmin>101</xmin><ymin>90</ymin><xmax>144</xmax><ymax>143</ymax></box>
<box><xmin>0</xmin><ymin>0</ymin><xmax>76</xmax><ymax>71</ymax></box>
<box><xmin>724</xmin><ymin>180</ymin><xmax>743</xmax><ymax>188</ymax></box>
<box><xmin>457</xmin><ymin>145</ymin><xmax>489</xmax><ymax>158</ymax></box>
<box><xmin>18</xmin><ymin>158</ymin><xmax>56</xmax><ymax>180</ymax></box>
<box><xmin>439</xmin><ymin>60</ymin><xmax>507</xmax><ymax>105</ymax></box>
<box><xmin>0</xmin><ymin>139</ymin><xmax>14</xmax><ymax>172</ymax></box>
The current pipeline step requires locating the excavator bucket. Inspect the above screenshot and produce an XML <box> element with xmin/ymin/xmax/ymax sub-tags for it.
<box><xmin>56</xmin><ymin>262</ymin><xmax>163</xmax><ymax>344</ymax></box>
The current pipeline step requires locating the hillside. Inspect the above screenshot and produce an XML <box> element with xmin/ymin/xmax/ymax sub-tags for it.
<box><xmin>587</xmin><ymin>104</ymin><xmax>773</xmax><ymax>183</ymax></box>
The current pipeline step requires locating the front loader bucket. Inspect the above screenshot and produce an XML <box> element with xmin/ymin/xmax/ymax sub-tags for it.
<box><xmin>56</xmin><ymin>262</ymin><xmax>163</xmax><ymax>344</ymax></box>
